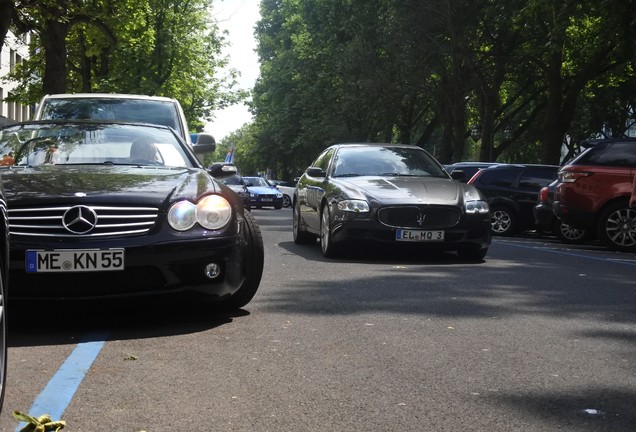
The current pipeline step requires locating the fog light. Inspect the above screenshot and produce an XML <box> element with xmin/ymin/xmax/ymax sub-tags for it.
<box><xmin>204</xmin><ymin>263</ymin><xmax>221</xmax><ymax>279</ymax></box>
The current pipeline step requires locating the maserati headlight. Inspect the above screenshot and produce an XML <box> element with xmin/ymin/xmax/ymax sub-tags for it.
<box><xmin>168</xmin><ymin>195</ymin><xmax>232</xmax><ymax>231</ymax></box>
<box><xmin>337</xmin><ymin>199</ymin><xmax>370</xmax><ymax>213</ymax></box>
<box><xmin>465</xmin><ymin>200</ymin><xmax>489</xmax><ymax>214</ymax></box>
<box><xmin>464</xmin><ymin>190</ymin><xmax>489</xmax><ymax>214</ymax></box>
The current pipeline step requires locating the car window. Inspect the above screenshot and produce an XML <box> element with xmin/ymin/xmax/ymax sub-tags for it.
<box><xmin>0</xmin><ymin>122</ymin><xmax>192</xmax><ymax>168</ymax></box>
<box><xmin>312</xmin><ymin>148</ymin><xmax>335</xmax><ymax>171</ymax></box>
<box><xmin>333</xmin><ymin>146</ymin><xmax>447</xmax><ymax>177</ymax></box>
<box><xmin>222</xmin><ymin>174</ymin><xmax>244</xmax><ymax>185</ymax></box>
<box><xmin>244</xmin><ymin>177</ymin><xmax>270</xmax><ymax>187</ymax></box>
<box><xmin>518</xmin><ymin>167</ymin><xmax>558</xmax><ymax>190</ymax></box>
<box><xmin>576</xmin><ymin>142</ymin><xmax>636</xmax><ymax>167</ymax></box>
<box><xmin>476</xmin><ymin>168</ymin><xmax>517</xmax><ymax>187</ymax></box>
<box><xmin>39</xmin><ymin>98</ymin><xmax>185</xmax><ymax>138</ymax></box>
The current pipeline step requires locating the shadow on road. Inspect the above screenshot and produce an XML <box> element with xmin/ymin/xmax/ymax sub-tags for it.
<box><xmin>7</xmin><ymin>296</ymin><xmax>250</xmax><ymax>348</ymax></box>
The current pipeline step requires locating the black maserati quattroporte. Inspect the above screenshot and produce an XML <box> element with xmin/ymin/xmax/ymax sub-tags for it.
<box><xmin>293</xmin><ymin>143</ymin><xmax>491</xmax><ymax>260</ymax></box>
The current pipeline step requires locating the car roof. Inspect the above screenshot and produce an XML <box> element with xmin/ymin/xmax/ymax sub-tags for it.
<box><xmin>332</xmin><ymin>142</ymin><xmax>419</xmax><ymax>148</ymax></box>
<box><xmin>40</xmin><ymin>93</ymin><xmax>177</xmax><ymax>102</ymax></box>
<box><xmin>479</xmin><ymin>163</ymin><xmax>559</xmax><ymax>169</ymax></box>
<box><xmin>446</xmin><ymin>162</ymin><xmax>500</xmax><ymax>167</ymax></box>
<box><xmin>580</xmin><ymin>137</ymin><xmax>636</xmax><ymax>148</ymax></box>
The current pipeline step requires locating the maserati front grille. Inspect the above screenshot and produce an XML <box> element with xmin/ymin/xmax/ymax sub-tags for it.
<box><xmin>377</xmin><ymin>205</ymin><xmax>461</xmax><ymax>229</ymax></box>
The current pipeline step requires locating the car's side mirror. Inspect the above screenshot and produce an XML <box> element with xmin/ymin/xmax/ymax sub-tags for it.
<box><xmin>450</xmin><ymin>169</ymin><xmax>466</xmax><ymax>180</ymax></box>
<box><xmin>192</xmin><ymin>133</ymin><xmax>216</xmax><ymax>155</ymax></box>
<box><xmin>306</xmin><ymin>166</ymin><xmax>326</xmax><ymax>178</ymax></box>
<box><xmin>208</xmin><ymin>162</ymin><xmax>237</xmax><ymax>179</ymax></box>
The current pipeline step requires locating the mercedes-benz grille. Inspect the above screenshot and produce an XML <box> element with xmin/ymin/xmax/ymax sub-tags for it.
<box><xmin>8</xmin><ymin>205</ymin><xmax>159</xmax><ymax>237</ymax></box>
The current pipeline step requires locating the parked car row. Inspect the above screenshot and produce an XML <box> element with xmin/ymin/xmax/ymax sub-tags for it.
<box><xmin>553</xmin><ymin>137</ymin><xmax>636</xmax><ymax>252</ymax></box>
<box><xmin>445</xmin><ymin>138</ymin><xmax>636</xmax><ymax>252</ymax></box>
<box><xmin>465</xmin><ymin>163</ymin><xmax>559</xmax><ymax>236</ymax></box>
<box><xmin>533</xmin><ymin>180</ymin><xmax>590</xmax><ymax>243</ymax></box>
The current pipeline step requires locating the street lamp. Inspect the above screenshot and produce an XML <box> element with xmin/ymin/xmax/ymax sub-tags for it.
<box><xmin>470</xmin><ymin>124</ymin><xmax>482</xmax><ymax>142</ymax></box>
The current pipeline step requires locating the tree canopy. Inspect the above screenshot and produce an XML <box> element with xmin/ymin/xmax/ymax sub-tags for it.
<box><xmin>247</xmin><ymin>0</ymin><xmax>636</xmax><ymax>180</ymax></box>
<box><xmin>3</xmin><ymin>0</ymin><xmax>243</xmax><ymax>131</ymax></box>
<box><xmin>3</xmin><ymin>0</ymin><xmax>636</xmax><ymax>178</ymax></box>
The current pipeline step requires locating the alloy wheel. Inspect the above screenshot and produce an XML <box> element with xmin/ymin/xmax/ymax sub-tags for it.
<box><xmin>490</xmin><ymin>208</ymin><xmax>514</xmax><ymax>235</ymax></box>
<box><xmin>602</xmin><ymin>206</ymin><xmax>636</xmax><ymax>250</ymax></box>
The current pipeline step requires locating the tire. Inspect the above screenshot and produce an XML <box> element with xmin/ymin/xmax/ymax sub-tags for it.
<box><xmin>457</xmin><ymin>246</ymin><xmax>488</xmax><ymax>261</ymax></box>
<box><xmin>320</xmin><ymin>205</ymin><xmax>342</xmax><ymax>258</ymax></box>
<box><xmin>217</xmin><ymin>211</ymin><xmax>264</xmax><ymax>310</ymax></box>
<box><xmin>293</xmin><ymin>202</ymin><xmax>316</xmax><ymax>244</ymax></box>
<box><xmin>555</xmin><ymin>220</ymin><xmax>589</xmax><ymax>244</ymax></box>
<box><xmin>282</xmin><ymin>195</ymin><xmax>292</xmax><ymax>208</ymax></box>
<box><xmin>490</xmin><ymin>205</ymin><xmax>517</xmax><ymax>236</ymax></box>
<box><xmin>596</xmin><ymin>202</ymin><xmax>636</xmax><ymax>252</ymax></box>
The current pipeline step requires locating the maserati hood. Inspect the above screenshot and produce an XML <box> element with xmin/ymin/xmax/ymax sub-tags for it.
<box><xmin>337</xmin><ymin>176</ymin><xmax>466</xmax><ymax>205</ymax></box>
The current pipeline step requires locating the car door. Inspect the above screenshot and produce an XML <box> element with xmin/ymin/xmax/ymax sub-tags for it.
<box><xmin>516</xmin><ymin>166</ymin><xmax>559</xmax><ymax>225</ymax></box>
<box><xmin>299</xmin><ymin>148</ymin><xmax>335</xmax><ymax>233</ymax></box>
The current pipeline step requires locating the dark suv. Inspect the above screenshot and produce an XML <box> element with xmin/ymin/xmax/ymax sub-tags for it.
<box><xmin>468</xmin><ymin>164</ymin><xmax>559</xmax><ymax>235</ymax></box>
<box><xmin>445</xmin><ymin>162</ymin><xmax>500</xmax><ymax>183</ymax></box>
<box><xmin>553</xmin><ymin>138</ymin><xmax>636</xmax><ymax>252</ymax></box>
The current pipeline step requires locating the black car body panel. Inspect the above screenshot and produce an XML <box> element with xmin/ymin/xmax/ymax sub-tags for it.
<box><xmin>219</xmin><ymin>172</ymin><xmax>252</xmax><ymax>210</ymax></box>
<box><xmin>444</xmin><ymin>162</ymin><xmax>500</xmax><ymax>183</ymax></box>
<box><xmin>294</xmin><ymin>143</ymin><xmax>491</xmax><ymax>259</ymax></box>
<box><xmin>0</xmin><ymin>181</ymin><xmax>8</xmax><ymax>411</ymax></box>
<box><xmin>0</xmin><ymin>120</ymin><xmax>263</xmax><ymax>303</ymax></box>
<box><xmin>468</xmin><ymin>164</ymin><xmax>559</xmax><ymax>235</ymax></box>
<box><xmin>533</xmin><ymin>180</ymin><xmax>590</xmax><ymax>243</ymax></box>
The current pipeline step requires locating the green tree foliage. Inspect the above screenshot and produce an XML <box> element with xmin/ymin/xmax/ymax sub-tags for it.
<box><xmin>5</xmin><ymin>0</ymin><xmax>243</xmax><ymax>130</ymax></box>
<box><xmin>4</xmin><ymin>0</ymin><xmax>635</xmax><ymax>170</ymax></box>
<box><xmin>252</xmin><ymin>0</ymin><xmax>636</xmax><ymax>171</ymax></box>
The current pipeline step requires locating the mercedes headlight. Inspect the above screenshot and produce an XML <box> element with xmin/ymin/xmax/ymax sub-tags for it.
<box><xmin>168</xmin><ymin>195</ymin><xmax>232</xmax><ymax>231</ymax></box>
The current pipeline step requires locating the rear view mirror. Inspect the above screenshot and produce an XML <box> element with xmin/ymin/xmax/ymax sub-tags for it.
<box><xmin>305</xmin><ymin>167</ymin><xmax>326</xmax><ymax>178</ymax></box>
<box><xmin>192</xmin><ymin>133</ymin><xmax>216</xmax><ymax>155</ymax></box>
<box><xmin>208</xmin><ymin>162</ymin><xmax>237</xmax><ymax>179</ymax></box>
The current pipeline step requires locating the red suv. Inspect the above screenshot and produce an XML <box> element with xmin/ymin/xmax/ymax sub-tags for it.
<box><xmin>553</xmin><ymin>138</ymin><xmax>636</xmax><ymax>252</ymax></box>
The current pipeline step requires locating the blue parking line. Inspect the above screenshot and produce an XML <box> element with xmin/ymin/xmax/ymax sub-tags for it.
<box><xmin>15</xmin><ymin>332</ymin><xmax>108</xmax><ymax>431</ymax></box>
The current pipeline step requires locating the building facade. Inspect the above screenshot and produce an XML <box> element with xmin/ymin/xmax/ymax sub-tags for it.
<box><xmin>0</xmin><ymin>31</ymin><xmax>32</xmax><ymax>125</ymax></box>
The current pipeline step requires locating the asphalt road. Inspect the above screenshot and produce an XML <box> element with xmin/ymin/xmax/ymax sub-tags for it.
<box><xmin>1</xmin><ymin>208</ymin><xmax>635</xmax><ymax>432</ymax></box>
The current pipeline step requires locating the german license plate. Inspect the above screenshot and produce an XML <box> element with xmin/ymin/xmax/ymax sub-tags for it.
<box><xmin>396</xmin><ymin>229</ymin><xmax>444</xmax><ymax>242</ymax></box>
<box><xmin>26</xmin><ymin>249</ymin><xmax>125</xmax><ymax>273</ymax></box>
<box><xmin>261</xmin><ymin>198</ymin><xmax>273</xmax><ymax>202</ymax></box>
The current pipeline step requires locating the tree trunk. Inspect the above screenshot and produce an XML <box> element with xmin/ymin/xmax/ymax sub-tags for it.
<box><xmin>0</xmin><ymin>0</ymin><xmax>13</xmax><ymax>50</ymax></box>
<box><xmin>42</xmin><ymin>20</ymin><xmax>69</xmax><ymax>94</ymax></box>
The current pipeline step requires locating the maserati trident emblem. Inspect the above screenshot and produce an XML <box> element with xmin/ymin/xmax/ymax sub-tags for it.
<box><xmin>63</xmin><ymin>205</ymin><xmax>98</xmax><ymax>234</ymax></box>
<box><xmin>416</xmin><ymin>213</ymin><xmax>426</xmax><ymax>227</ymax></box>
